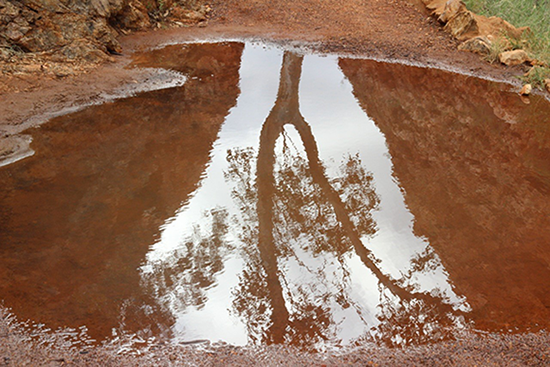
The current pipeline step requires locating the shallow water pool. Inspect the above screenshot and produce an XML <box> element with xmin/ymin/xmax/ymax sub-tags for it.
<box><xmin>1</xmin><ymin>41</ymin><xmax>550</xmax><ymax>350</ymax></box>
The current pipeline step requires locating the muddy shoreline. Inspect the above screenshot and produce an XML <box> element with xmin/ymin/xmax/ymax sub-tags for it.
<box><xmin>1</xmin><ymin>0</ymin><xmax>544</xmax><ymax>166</ymax></box>
<box><xmin>1</xmin><ymin>304</ymin><xmax>549</xmax><ymax>366</ymax></box>
<box><xmin>0</xmin><ymin>23</ymin><xmax>537</xmax><ymax>165</ymax></box>
<box><xmin>0</xmin><ymin>1</ymin><xmax>540</xmax><ymax>133</ymax></box>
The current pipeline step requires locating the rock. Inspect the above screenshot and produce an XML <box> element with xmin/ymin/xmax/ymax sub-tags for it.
<box><xmin>475</xmin><ymin>14</ymin><xmax>531</xmax><ymax>40</ymax></box>
<box><xmin>519</xmin><ymin>84</ymin><xmax>532</xmax><ymax>96</ymax></box>
<box><xmin>5</xmin><ymin>22</ymin><xmax>30</xmax><ymax>41</ymax></box>
<box><xmin>169</xmin><ymin>7</ymin><xmax>207</xmax><ymax>23</ymax></box>
<box><xmin>0</xmin><ymin>0</ymin><xmax>21</xmax><ymax>17</ymax></box>
<box><xmin>117</xmin><ymin>0</ymin><xmax>151</xmax><ymax>30</ymax></box>
<box><xmin>21</xmin><ymin>0</ymin><xmax>66</xmax><ymax>12</ymax></box>
<box><xmin>444</xmin><ymin>10</ymin><xmax>479</xmax><ymax>40</ymax></box>
<box><xmin>498</xmin><ymin>50</ymin><xmax>530</xmax><ymax>66</ymax></box>
<box><xmin>438</xmin><ymin>0</ymin><xmax>466</xmax><ymax>24</ymax></box>
<box><xmin>422</xmin><ymin>0</ymin><xmax>447</xmax><ymax>17</ymax></box>
<box><xmin>545</xmin><ymin>79</ymin><xmax>550</xmax><ymax>93</ymax></box>
<box><xmin>0</xmin><ymin>47</ymin><xmax>14</xmax><ymax>61</ymax></box>
<box><xmin>18</xmin><ymin>26</ymin><xmax>66</xmax><ymax>52</ymax></box>
<box><xmin>458</xmin><ymin>36</ymin><xmax>491</xmax><ymax>55</ymax></box>
<box><xmin>51</xmin><ymin>64</ymin><xmax>76</xmax><ymax>77</ymax></box>
<box><xmin>90</xmin><ymin>18</ymin><xmax>122</xmax><ymax>53</ymax></box>
<box><xmin>89</xmin><ymin>0</ymin><xmax>125</xmax><ymax>18</ymax></box>
<box><xmin>61</xmin><ymin>39</ymin><xmax>109</xmax><ymax>62</ymax></box>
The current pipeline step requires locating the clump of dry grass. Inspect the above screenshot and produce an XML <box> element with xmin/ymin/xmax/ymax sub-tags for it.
<box><xmin>465</xmin><ymin>0</ymin><xmax>550</xmax><ymax>89</ymax></box>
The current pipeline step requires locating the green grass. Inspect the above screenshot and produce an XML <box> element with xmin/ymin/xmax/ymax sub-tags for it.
<box><xmin>463</xmin><ymin>0</ymin><xmax>550</xmax><ymax>64</ymax></box>
<box><xmin>522</xmin><ymin>65</ymin><xmax>550</xmax><ymax>88</ymax></box>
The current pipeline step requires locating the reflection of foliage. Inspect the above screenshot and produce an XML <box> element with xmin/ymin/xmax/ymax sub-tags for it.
<box><xmin>225</xmin><ymin>148</ymin><xmax>257</xmax><ymax>220</ymax></box>
<box><xmin>397</xmin><ymin>247</ymin><xmax>445</xmax><ymax>291</ymax></box>
<box><xmin>373</xmin><ymin>288</ymin><xmax>459</xmax><ymax>347</ymax></box>
<box><xmin>285</xmin><ymin>286</ymin><xmax>334</xmax><ymax>346</ymax></box>
<box><xmin>231</xmin><ymin>253</ymin><xmax>272</xmax><ymax>344</ymax></box>
<box><xmin>272</xmin><ymin>147</ymin><xmax>379</xmax><ymax>259</ymax></box>
<box><xmin>332</xmin><ymin>153</ymin><xmax>379</xmax><ymax>237</ymax></box>
<box><xmin>369</xmin><ymin>246</ymin><xmax>465</xmax><ymax>347</ymax></box>
<box><xmin>227</xmin><ymin>143</ymin><xmax>380</xmax><ymax>347</ymax></box>
<box><xmin>143</xmin><ymin>208</ymin><xmax>231</xmax><ymax>312</ymax></box>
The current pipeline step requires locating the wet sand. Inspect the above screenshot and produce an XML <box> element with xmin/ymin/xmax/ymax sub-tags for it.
<box><xmin>1</xmin><ymin>308</ymin><xmax>549</xmax><ymax>366</ymax></box>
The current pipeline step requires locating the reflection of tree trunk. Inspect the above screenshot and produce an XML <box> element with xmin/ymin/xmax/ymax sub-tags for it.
<box><xmin>292</xmin><ymin>110</ymin><xmax>458</xmax><ymax>312</ymax></box>
<box><xmin>256</xmin><ymin>52</ymin><xmax>458</xmax><ymax>343</ymax></box>
<box><xmin>256</xmin><ymin>52</ymin><xmax>303</xmax><ymax>343</ymax></box>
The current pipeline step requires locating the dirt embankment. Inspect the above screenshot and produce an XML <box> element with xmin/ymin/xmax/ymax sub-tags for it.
<box><xmin>0</xmin><ymin>0</ymin><xmax>208</xmax><ymax>77</ymax></box>
<box><xmin>0</xmin><ymin>0</ymin><xmax>534</xmax><ymax>127</ymax></box>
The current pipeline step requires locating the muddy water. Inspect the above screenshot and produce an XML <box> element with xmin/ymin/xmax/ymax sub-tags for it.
<box><xmin>1</xmin><ymin>41</ymin><xmax>550</xmax><ymax>350</ymax></box>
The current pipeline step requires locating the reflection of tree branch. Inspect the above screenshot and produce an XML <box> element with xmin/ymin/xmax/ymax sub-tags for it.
<box><xmin>254</xmin><ymin>51</ymin><xmax>461</xmax><ymax>345</ymax></box>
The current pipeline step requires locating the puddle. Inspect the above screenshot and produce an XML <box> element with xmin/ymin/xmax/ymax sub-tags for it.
<box><xmin>1</xmin><ymin>41</ymin><xmax>550</xmax><ymax>351</ymax></box>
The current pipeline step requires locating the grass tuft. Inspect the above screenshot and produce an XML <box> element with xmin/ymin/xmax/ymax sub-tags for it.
<box><xmin>483</xmin><ymin>37</ymin><xmax>508</xmax><ymax>63</ymax></box>
<box><xmin>463</xmin><ymin>0</ymin><xmax>550</xmax><ymax>64</ymax></box>
<box><xmin>522</xmin><ymin>65</ymin><xmax>550</xmax><ymax>88</ymax></box>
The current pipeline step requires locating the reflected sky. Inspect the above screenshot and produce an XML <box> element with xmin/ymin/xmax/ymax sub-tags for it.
<box><xmin>140</xmin><ymin>43</ymin><xmax>468</xmax><ymax>349</ymax></box>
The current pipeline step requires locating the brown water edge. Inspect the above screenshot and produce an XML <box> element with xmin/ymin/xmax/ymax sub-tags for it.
<box><xmin>0</xmin><ymin>42</ymin><xmax>244</xmax><ymax>342</ymax></box>
<box><xmin>1</xmin><ymin>305</ymin><xmax>549</xmax><ymax>366</ymax></box>
<box><xmin>340</xmin><ymin>58</ymin><xmax>550</xmax><ymax>333</ymax></box>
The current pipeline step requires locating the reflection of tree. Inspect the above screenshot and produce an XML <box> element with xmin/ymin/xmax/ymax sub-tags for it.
<box><xmin>228</xmin><ymin>52</ymin><xmax>464</xmax><ymax>348</ymax></box>
<box><xmin>143</xmin><ymin>208</ymin><xmax>231</xmax><ymax>312</ymax></box>
<box><xmin>141</xmin><ymin>50</ymin><xmax>466</xmax><ymax>349</ymax></box>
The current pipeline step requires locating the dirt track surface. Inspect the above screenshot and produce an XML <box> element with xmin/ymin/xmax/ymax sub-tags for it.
<box><xmin>1</xmin><ymin>0</ymin><xmax>547</xmax><ymax>365</ymax></box>
<box><xmin>1</xmin><ymin>306</ymin><xmax>549</xmax><ymax>366</ymax></box>
<box><xmin>0</xmin><ymin>0</ymin><xmax>528</xmax><ymax>134</ymax></box>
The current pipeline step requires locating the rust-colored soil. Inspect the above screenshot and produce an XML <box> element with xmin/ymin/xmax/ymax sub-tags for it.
<box><xmin>0</xmin><ymin>0</ymin><xmax>528</xmax><ymax>136</ymax></box>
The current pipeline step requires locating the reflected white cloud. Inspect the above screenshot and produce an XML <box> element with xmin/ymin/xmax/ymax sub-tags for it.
<box><xmin>140</xmin><ymin>42</ymin><xmax>469</xmax><ymax>349</ymax></box>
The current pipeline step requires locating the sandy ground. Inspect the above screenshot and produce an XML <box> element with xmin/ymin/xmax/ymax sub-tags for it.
<box><xmin>1</xmin><ymin>304</ymin><xmax>549</xmax><ymax>366</ymax></box>
<box><xmin>1</xmin><ymin>0</ymin><xmax>548</xmax><ymax>364</ymax></box>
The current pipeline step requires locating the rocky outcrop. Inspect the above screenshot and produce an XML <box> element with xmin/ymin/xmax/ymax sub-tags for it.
<box><xmin>0</xmin><ymin>0</ymin><xmax>208</xmax><ymax>63</ymax></box>
<box><xmin>422</xmin><ymin>0</ymin><xmax>547</xmax><ymax>93</ymax></box>
<box><xmin>423</xmin><ymin>0</ymin><xmax>530</xmax><ymax>42</ymax></box>
<box><xmin>499</xmin><ymin>49</ymin><xmax>530</xmax><ymax>66</ymax></box>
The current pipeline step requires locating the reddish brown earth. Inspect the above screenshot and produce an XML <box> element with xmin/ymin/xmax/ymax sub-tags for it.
<box><xmin>0</xmin><ymin>0</ymin><xmax>533</xmax><ymax>136</ymax></box>
<box><xmin>2</xmin><ymin>0</ymin><xmax>550</xmax><ymax>365</ymax></box>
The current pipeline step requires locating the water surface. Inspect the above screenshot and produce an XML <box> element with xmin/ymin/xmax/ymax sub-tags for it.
<box><xmin>1</xmin><ymin>41</ymin><xmax>550</xmax><ymax>350</ymax></box>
